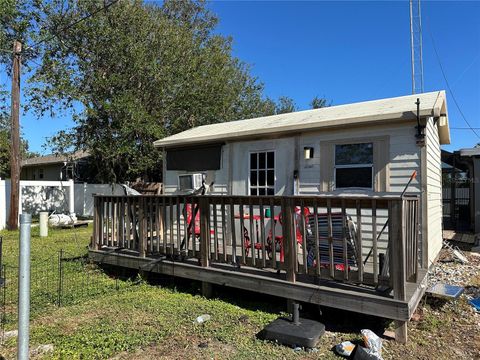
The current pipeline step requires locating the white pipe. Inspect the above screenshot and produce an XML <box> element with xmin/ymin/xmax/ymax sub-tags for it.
<box><xmin>39</xmin><ymin>211</ymin><xmax>48</xmax><ymax>237</ymax></box>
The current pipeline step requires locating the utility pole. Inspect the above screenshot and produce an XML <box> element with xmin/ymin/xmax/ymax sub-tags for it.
<box><xmin>8</xmin><ymin>40</ymin><xmax>21</xmax><ymax>230</ymax></box>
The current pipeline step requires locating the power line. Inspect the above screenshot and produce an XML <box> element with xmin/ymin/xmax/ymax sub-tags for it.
<box><xmin>26</xmin><ymin>0</ymin><xmax>119</xmax><ymax>51</ymax></box>
<box><xmin>451</xmin><ymin>127</ymin><xmax>480</xmax><ymax>130</ymax></box>
<box><xmin>426</xmin><ymin>22</ymin><xmax>480</xmax><ymax>140</ymax></box>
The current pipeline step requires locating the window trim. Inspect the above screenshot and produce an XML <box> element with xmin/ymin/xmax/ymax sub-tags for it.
<box><xmin>248</xmin><ymin>150</ymin><xmax>276</xmax><ymax>196</ymax></box>
<box><xmin>333</xmin><ymin>142</ymin><xmax>374</xmax><ymax>190</ymax></box>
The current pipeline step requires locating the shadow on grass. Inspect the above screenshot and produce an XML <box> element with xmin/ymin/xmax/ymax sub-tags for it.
<box><xmin>99</xmin><ymin>263</ymin><xmax>285</xmax><ymax>315</ymax></box>
<box><xmin>98</xmin><ymin>263</ymin><xmax>391</xmax><ymax>338</ymax></box>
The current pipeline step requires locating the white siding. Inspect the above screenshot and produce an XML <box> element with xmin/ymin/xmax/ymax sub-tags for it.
<box><xmin>425</xmin><ymin>117</ymin><xmax>443</xmax><ymax>264</ymax></box>
<box><xmin>297</xmin><ymin>124</ymin><xmax>421</xmax><ymax>195</ymax></box>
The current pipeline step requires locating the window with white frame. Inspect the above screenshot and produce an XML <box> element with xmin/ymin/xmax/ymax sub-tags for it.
<box><xmin>249</xmin><ymin>151</ymin><xmax>275</xmax><ymax>195</ymax></box>
<box><xmin>334</xmin><ymin>142</ymin><xmax>373</xmax><ymax>189</ymax></box>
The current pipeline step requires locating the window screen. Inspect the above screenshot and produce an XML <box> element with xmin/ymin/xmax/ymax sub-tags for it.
<box><xmin>166</xmin><ymin>144</ymin><xmax>222</xmax><ymax>171</ymax></box>
<box><xmin>249</xmin><ymin>151</ymin><xmax>275</xmax><ymax>195</ymax></box>
<box><xmin>334</xmin><ymin>143</ymin><xmax>373</xmax><ymax>189</ymax></box>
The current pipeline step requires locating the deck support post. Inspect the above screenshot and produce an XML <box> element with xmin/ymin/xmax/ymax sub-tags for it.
<box><xmin>389</xmin><ymin>199</ymin><xmax>408</xmax><ymax>343</ymax></box>
<box><xmin>394</xmin><ymin>320</ymin><xmax>408</xmax><ymax>344</ymax></box>
<box><xmin>199</xmin><ymin>197</ymin><xmax>212</xmax><ymax>298</ymax></box>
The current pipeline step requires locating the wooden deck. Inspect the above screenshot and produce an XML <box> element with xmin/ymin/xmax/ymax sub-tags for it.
<box><xmin>89</xmin><ymin>194</ymin><xmax>426</xmax><ymax>343</ymax></box>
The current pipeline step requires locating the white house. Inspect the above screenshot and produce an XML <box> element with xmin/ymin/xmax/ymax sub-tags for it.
<box><xmin>154</xmin><ymin>91</ymin><xmax>450</xmax><ymax>267</ymax></box>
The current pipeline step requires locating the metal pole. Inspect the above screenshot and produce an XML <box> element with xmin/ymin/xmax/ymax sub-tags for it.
<box><xmin>17</xmin><ymin>213</ymin><xmax>31</xmax><ymax>360</ymax></box>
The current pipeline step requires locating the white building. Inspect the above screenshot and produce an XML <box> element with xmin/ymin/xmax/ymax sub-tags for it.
<box><xmin>154</xmin><ymin>91</ymin><xmax>450</xmax><ymax>267</ymax></box>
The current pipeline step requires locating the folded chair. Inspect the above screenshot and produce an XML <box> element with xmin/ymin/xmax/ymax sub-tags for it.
<box><xmin>305</xmin><ymin>212</ymin><xmax>358</xmax><ymax>270</ymax></box>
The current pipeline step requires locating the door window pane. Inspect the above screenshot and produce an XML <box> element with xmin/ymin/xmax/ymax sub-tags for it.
<box><xmin>267</xmin><ymin>170</ymin><xmax>274</xmax><ymax>186</ymax></box>
<box><xmin>267</xmin><ymin>151</ymin><xmax>274</xmax><ymax>168</ymax></box>
<box><xmin>250</xmin><ymin>171</ymin><xmax>257</xmax><ymax>186</ymax></box>
<box><xmin>259</xmin><ymin>152</ymin><xmax>266</xmax><ymax>168</ymax></box>
<box><xmin>259</xmin><ymin>170</ymin><xmax>266</xmax><ymax>186</ymax></box>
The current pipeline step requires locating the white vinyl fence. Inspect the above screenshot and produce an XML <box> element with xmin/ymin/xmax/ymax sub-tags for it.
<box><xmin>0</xmin><ymin>179</ymin><xmax>125</xmax><ymax>230</ymax></box>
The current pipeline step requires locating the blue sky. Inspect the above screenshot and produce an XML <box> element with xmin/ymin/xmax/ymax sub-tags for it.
<box><xmin>15</xmin><ymin>1</ymin><xmax>480</xmax><ymax>153</ymax></box>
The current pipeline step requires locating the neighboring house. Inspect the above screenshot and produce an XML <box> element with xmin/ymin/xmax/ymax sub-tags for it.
<box><xmin>442</xmin><ymin>147</ymin><xmax>480</xmax><ymax>234</ymax></box>
<box><xmin>21</xmin><ymin>150</ymin><xmax>90</xmax><ymax>182</ymax></box>
<box><xmin>154</xmin><ymin>91</ymin><xmax>450</xmax><ymax>267</ymax></box>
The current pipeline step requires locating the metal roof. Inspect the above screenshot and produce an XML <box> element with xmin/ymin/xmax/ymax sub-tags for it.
<box><xmin>154</xmin><ymin>91</ymin><xmax>450</xmax><ymax>148</ymax></box>
<box><xmin>21</xmin><ymin>150</ymin><xmax>90</xmax><ymax>167</ymax></box>
<box><xmin>459</xmin><ymin>148</ymin><xmax>480</xmax><ymax>157</ymax></box>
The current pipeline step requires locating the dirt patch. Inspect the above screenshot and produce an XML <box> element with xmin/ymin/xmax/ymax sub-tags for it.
<box><xmin>109</xmin><ymin>337</ymin><xmax>237</xmax><ymax>360</ymax></box>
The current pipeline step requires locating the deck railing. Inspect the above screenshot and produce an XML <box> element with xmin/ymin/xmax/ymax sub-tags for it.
<box><xmin>91</xmin><ymin>194</ymin><xmax>420</xmax><ymax>300</ymax></box>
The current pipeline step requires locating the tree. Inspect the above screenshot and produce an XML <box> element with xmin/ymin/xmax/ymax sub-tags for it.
<box><xmin>22</xmin><ymin>0</ymin><xmax>278</xmax><ymax>183</ymax></box>
<box><xmin>0</xmin><ymin>117</ymin><xmax>9</xmax><ymax>179</ymax></box>
<box><xmin>275</xmin><ymin>96</ymin><xmax>297</xmax><ymax>114</ymax></box>
<box><xmin>0</xmin><ymin>114</ymin><xmax>38</xmax><ymax>179</ymax></box>
<box><xmin>310</xmin><ymin>96</ymin><xmax>330</xmax><ymax>109</ymax></box>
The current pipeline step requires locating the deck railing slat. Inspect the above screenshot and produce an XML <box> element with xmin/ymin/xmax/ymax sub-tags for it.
<box><xmin>259</xmin><ymin>199</ymin><xmax>266</xmax><ymax>268</ymax></box>
<box><xmin>249</xmin><ymin>200</ymin><xmax>255</xmax><ymax>267</ymax></box>
<box><xmin>341</xmin><ymin>199</ymin><xmax>349</xmax><ymax>281</ymax></box>
<box><xmin>300</xmin><ymin>199</ymin><xmax>308</xmax><ymax>274</ymax></box>
<box><xmin>372</xmin><ymin>199</ymin><xmax>378</xmax><ymax>285</ymax></box>
<box><xmin>313</xmin><ymin>200</ymin><xmax>321</xmax><ymax>276</ymax></box>
<box><xmin>221</xmin><ymin>198</ymin><xmax>227</xmax><ymax>263</ymax></box>
<box><xmin>356</xmin><ymin>200</ymin><xmax>363</xmax><ymax>283</ymax></box>
<box><xmin>327</xmin><ymin>199</ymin><xmax>334</xmax><ymax>278</ymax></box>
<box><xmin>230</xmin><ymin>198</ymin><xmax>237</xmax><ymax>265</ymax></box>
<box><xmin>239</xmin><ymin>199</ymin><xmax>245</xmax><ymax>264</ymax></box>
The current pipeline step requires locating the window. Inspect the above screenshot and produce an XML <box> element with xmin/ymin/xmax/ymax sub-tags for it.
<box><xmin>334</xmin><ymin>143</ymin><xmax>373</xmax><ymax>189</ymax></box>
<box><xmin>249</xmin><ymin>151</ymin><xmax>275</xmax><ymax>195</ymax></box>
<box><xmin>38</xmin><ymin>168</ymin><xmax>44</xmax><ymax>180</ymax></box>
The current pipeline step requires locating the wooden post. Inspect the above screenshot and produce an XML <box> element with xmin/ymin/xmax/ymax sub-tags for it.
<box><xmin>199</xmin><ymin>197</ymin><xmax>212</xmax><ymax>298</ymax></box>
<box><xmin>92</xmin><ymin>196</ymin><xmax>99</xmax><ymax>250</ymax></box>
<box><xmin>282</xmin><ymin>198</ymin><xmax>296</xmax><ymax>312</ymax></box>
<box><xmin>138</xmin><ymin>197</ymin><xmax>146</xmax><ymax>257</ymax></box>
<box><xmin>7</xmin><ymin>40</ymin><xmax>22</xmax><ymax>230</ymax></box>
<box><xmin>389</xmin><ymin>199</ymin><xmax>407</xmax><ymax>344</ymax></box>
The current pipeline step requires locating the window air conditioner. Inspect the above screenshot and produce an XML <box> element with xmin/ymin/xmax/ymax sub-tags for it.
<box><xmin>178</xmin><ymin>173</ymin><xmax>204</xmax><ymax>192</ymax></box>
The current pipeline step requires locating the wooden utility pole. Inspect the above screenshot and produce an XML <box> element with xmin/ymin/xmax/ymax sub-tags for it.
<box><xmin>8</xmin><ymin>40</ymin><xmax>22</xmax><ymax>230</ymax></box>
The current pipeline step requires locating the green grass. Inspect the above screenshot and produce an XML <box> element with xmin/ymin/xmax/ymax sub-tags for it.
<box><xmin>0</xmin><ymin>226</ymin><xmax>343</xmax><ymax>359</ymax></box>
<box><xmin>0</xmin><ymin>225</ymin><xmax>133</xmax><ymax>328</ymax></box>
<box><xmin>1</xmin><ymin>226</ymin><xmax>478</xmax><ymax>359</ymax></box>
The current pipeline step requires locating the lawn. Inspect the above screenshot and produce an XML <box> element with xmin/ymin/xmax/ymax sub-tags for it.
<box><xmin>0</xmin><ymin>225</ymin><xmax>478</xmax><ymax>359</ymax></box>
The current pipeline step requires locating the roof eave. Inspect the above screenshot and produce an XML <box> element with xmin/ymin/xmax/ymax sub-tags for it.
<box><xmin>154</xmin><ymin>111</ymin><xmax>431</xmax><ymax>148</ymax></box>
